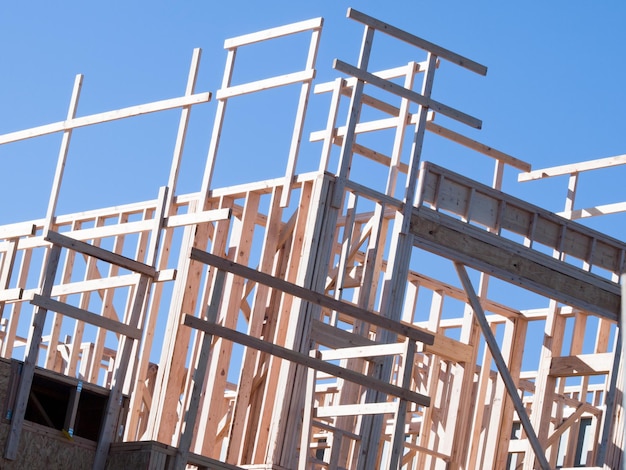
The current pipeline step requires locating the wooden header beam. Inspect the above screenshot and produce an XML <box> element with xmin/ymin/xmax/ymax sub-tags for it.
<box><xmin>411</xmin><ymin>206</ymin><xmax>620</xmax><ymax>321</ymax></box>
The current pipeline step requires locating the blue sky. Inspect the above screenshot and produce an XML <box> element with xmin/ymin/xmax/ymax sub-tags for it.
<box><xmin>1</xmin><ymin>1</ymin><xmax>625</xmax><ymax>237</ymax></box>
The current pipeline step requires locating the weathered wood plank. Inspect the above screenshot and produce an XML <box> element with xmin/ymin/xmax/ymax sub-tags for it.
<box><xmin>45</xmin><ymin>230</ymin><xmax>157</xmax><ymax>278</ymax></box>
<box><xmin>189</xmin><ymin>248</ymin><xmax>434</xmax><ymax>345</ymax></box>
<box><xmin>30</xmin><ymin>295</ymin><xmax>142</xmax><ymax>340</ymax></box>
<box><xmin>346</xmin><ymin>8</ymin><xmax>488</xmax><ymax>75</ymax></box>
<box><xmin>182</xmin><ymin>314</ymin><xmax>431</xmax><ymax>407</ymax></box>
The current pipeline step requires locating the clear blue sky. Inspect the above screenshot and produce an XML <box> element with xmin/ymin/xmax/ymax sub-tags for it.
<box><xmin>1</xmin><ymin>1</ymin><xmax>625</xmax><ymax>236</ymax></box>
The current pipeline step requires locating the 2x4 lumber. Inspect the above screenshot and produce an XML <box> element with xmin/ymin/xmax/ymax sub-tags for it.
<box><xmin>346</xmin><ymin>8</ymin><xmax>488</xmax><ymax>75</ymax></box>
<box><xmin>0</xmin><ymin>288</ymin><xmax>22</xmax><ymax>302</ymax></box>
<box><xmin>559</xmin><ymin>201</ymin><xmax>626</xmax><ymax>220</ymax></box>
<box><xmin>310</xmin><ymin>95</ymin><xmax>525</xmax><ymax>170</ymax></box>
<box><xmin>215</xmin><ymin>69</ymin><xmax>315</xmax><ymax>100</ymax></box>
<box><xmin>411</xmin><ymin>206</ymin><xmax>620</xmax><ymax>320</ymax></box>
<box><xmin>0</xmin><ymin>222</ymin><xmax>36</xmax><ymax>239</ymax></box>
<box><xmin>226</xmin><ymin>188</ymin><xmax>288</xmax><ymax>461</ymax></box>
<box><xmin>518</xmin><ymin>153</ymin><xmax>626</xmax><ymax>181</ymax></box>
<box><xmin>44</xmin><ymin>73</ymin><xmax>83</xmax><ymax>233</ymax></box>
<box><xmin>311</xmin><ymin>318</ymin><xmax>375</xmax><ymax>349</ymax></box>
<box><xmin>94</xmin><ymin>274</ymin><xmax>151</xmax><ymax>469</ymax></box>
<box><xmin>14</xmin><ymin>208</ymin><xmax>229</xmax><ymax>251</ymax></box>
<box><xmin>334</xmin><ymin>59</ymin><xmax>482</xmax><ymax>129</ymax></box>
<box><xmin>455</xmin><ymin>262</ymin><xmax>551</xmax><ymax>470</ymax></box>
<box><xmin>4</xmin><ymin>244</ymin><xmax>62</xmax><ymax>460</ymax></box>
<box><xmin>318</xmin><ymin>342</ymin><xmax>410</xmax><ymax>361</ymax></box>
<box><xmin>315</xmin><ymin>402</ymin><xmax>398</xmax><ymax>417</ymax></box>
<box><xmin>45</xmin><ymin>230</ymin><xmax>157</xmax><ymax>278</ymax></box>
<box><xmin>224</xmin><ymin>17</ymin><xmax>322</xmax><ymax>49</ymax></box>
<box><xmin>549</xmin><ymin>352</ymin><xmax>613</xmax><ymax>377</ymax></box>
<box><xmin>182</xmin><ymin>314</ymin><xmax>430</xmax><ymax>407</ymax></box>
<box><xmin>166</xmin><ymin>48</ymin><xmax>202</xmax><ymax>215</ymax></box>
<box><xmin>425</xmin><ymin>121</ymin><xmax>531</xmax><ymax>171</ymax></box>
<box><xmin>281</xmin><ymin>24</ymin><xmax>321</xmax><ymax>207</ymax></box>
<box><xmin>331</xmin><ymin>24</ymin><xmax>375</xmax><ymax>210</ymax></box>
<box><xmin>30</xmin><ymin>294</ymin><xmax>141</xmax><ymax>340</ymax></box>
<box><xmin>173</xmin><ymin>270</ymin><xmax>226</xmax><ymax>470</ymax></box>
<box><xmin>313</xmin><ymin>61</ymin><xmax>431</xmax><ymax>95</ymax></box>
<box><xmin>189</xmin><ymin>248</ymin><xmax>434</xmax><ymax>346</ymax></box>
<box><xmin>0</xmin><ymin>92</ymin><xmax>211</xmax><ymax>146</ymax></box>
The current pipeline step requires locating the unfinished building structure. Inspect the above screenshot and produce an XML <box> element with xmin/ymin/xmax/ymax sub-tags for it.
<box><xmin>0</xmin><ymin>8</ymin><xmax>623</xmax><ymax>470</ymax></box>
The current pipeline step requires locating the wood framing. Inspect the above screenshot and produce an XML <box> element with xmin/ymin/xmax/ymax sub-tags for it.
<box><xmin>0</xmin><ymin>7</ymin><xmax>622</xmax><ymax>470</ymax></box>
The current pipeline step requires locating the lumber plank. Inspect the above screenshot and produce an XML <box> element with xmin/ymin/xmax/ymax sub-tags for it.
<box><xmin>45</xmin><ymin>230</ymin><xmax>157</xmax><ymax>278</ymax></box>
<box><xmin>189</xmin><ymin>248</ymin><xmax>434</xmax><ymax>345</ymax></box>
<box><xmin>4</xmin><ymin>244</ymin><xmax>62</xmax><ymax>460</ymax></box>
<box><xmin>425</xmin><ymin>121</ymin><xmax>530</xmax><ymax>171</ymax></box>
<box><xmin>318</xmin><ymin>342</ymin><xmax>409</xmax><ymax>361</ymax></box>
<box><xmin>334</xmin><ymin>59</ymin><xmax>482</xmax><ymax>129</ymax></box>
<box><xmin>315</xmin><ymin>402</ymin><xmax>398</xmax><ymax>417</ymax></box>
<box><xmin>224</xmin><ymin>17</ymin><xmax>322</xmax><ymax>49</ymax></box>
<box><xmin>455</xmin><ymin>263</ymin><xmax>551</xmax><ymax>470</ymax></box>
<box><xmin>346</xmin><ymin>8</ymin><xmax>488</xmax><ymax>75</ymax></box>
<box><xmin>216</xmin><ymin>70</ymin><xmax>315</xmax><ymax>100</ymax></box>
<box><xmin>0</xmin><ymin>223</ymin><xmax>37</xmax><ymax>239</ymax></box>
<box><xmin>30</xmin><ymin>295</ymin><xmax>142</xmax><ymax>340</ymax></box>
<box><xmin>182</xmin><ymin>314</ymin><xmax>431</xmax><ymax>407</ymax></box>
<box><xmin>0</xmin><ymin>92</ymin><xmax>212</xmax><ymax>145</ymax></box>
<box><xmin>549</xmin><ymin>353</ymin><xmax>613</xmax><ymax>377</ymax></box>
<box><xmin>518</xmin><ymin>153</ymin><xmax>626</xmax><ymax>181</ymax></box>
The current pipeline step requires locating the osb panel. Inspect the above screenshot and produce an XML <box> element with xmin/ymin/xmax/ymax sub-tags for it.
<box><xmin>106</xmin><ymin>449</ymin><xmax>154</xmax><ymax>469</ymax></box>
<box><xmin>0</xmin><ymin>358</ymin><xmax>12</xmax><ymax>395</ymax></box>
<box><xmin>0</xmin><ymin>423</ymin><xmax>95</xmax><ymax>469</ymax></box>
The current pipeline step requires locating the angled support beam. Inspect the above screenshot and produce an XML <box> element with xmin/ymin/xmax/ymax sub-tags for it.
<box><xmin>189</xmin><ymin>248</ymin><xmax>434</xmax><ymax>346</ymax></box>
<box><xmin>454</xmin><ymin>262</ymin><xmax>551</xmax><ymax>470</ymax></box>
<box><xmin>182</xmin><ymin>313</ymin><xmax>430</xmax><ymax>407</ymax></box>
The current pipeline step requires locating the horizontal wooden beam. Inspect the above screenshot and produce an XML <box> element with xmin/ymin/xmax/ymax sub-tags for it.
<box><xmin>319</xmin><ymin>343</ymin><xmax>408</xmax><ymax>361</ymax></box>
<box><xmin>315</xmin><ymin>402</ymin><xmax>398</xmax><ymax>417</ymax></box>
<box><xmin>425</xmin><ymin>122</ymin><xmax>530</xmax><ymax>171</ymax></box>
<box><xmin>31</xmin><ymin>295</ymin><xmax>142</xmax><ymax>340</ymax></box>
<box><xmin>189</xmin><ymin>248</ymin><xmax>434</xmax><ymax>345</ymax></box>
<box><xmin>182</xmin><ymin>314</ymin><xmax>430</xmax><ymax>407</ymax></box>
<box><xmin>559</xmin><ymin>201</ymin><xmax>626</xmax><ymax>220</ymax></box>
<box><xmin>549</xmin><ymin>353</ymin><xmax>613</xmax><ymax>377</ymax></box>
<box><xmin>334</xmin><ymin>59</ymin><xmax>482</xmax><ymax>129</ymax></box>
<box><xmin>411</xmin><ymin>207</ymin><xmax>620</xmax><ymax>321</ymax></box>
<box><xmin>0</xmin><ymin>92</ymin><xmax>212</xmax><ymax>146</ymax></box>
<box><xmin>0</xmin><ymin>223</ymin><xmax>36</xmax><ymax>240</ymax></box>
<box><xmin>216</xmin><ymin>69</ymin><xmax>315</xmax><ymax>100</ymax></box>
<box><xmin>518</xmin><ymin>153</ymin><xmax>626</xmax><ymax>181</ymax></box>
<box><xmin>165</xmin><ymin>208</ymin><xmax>231</xmax><ymax>228</ymax></box>
<box><xmin>0</xmin><ymin>288</ymin><xmax>22</xmax><ymax>302</ymax></box>
<box><xmin>224</xmin><ymin>17</ymin><xmax>323</xmax><ymax>49</ymax></box>
<box><xmin>346</xmin><ymin>8</ymin><xmax>488</xmax><ymax>76</ymax></box>
<box><xmin>45</xmin><ymin>230</ymin><xmax>157</xmax><ymax>278</ymax></box>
